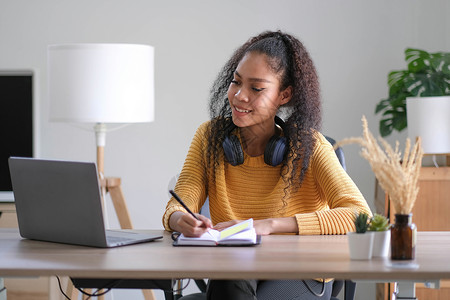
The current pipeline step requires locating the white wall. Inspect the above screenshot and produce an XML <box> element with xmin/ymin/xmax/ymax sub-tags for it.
<box><xmin>1</xmin><ymin>0</ymin><xmax>448</xmax><ymax>299</ymax></box>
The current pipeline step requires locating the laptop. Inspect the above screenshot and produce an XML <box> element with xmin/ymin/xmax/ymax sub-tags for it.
<box><xmin>8</xmin><ymin>157</ymin><xmax>163</xmax><ymax>248</ymax></box>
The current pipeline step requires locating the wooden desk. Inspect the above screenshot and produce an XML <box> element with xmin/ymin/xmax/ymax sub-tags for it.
<box><xmin>1</xmin><ymin>229</ymin><xmax>450</xmax><ymax>299</ymax></box>
<box><xmin>0</xmin><ymin>203</ymin><xmax>51</xmax><ymax>300</ymax></box>
<box><xmin>0</xmin><ymin>202</ymin><xmax>17</xmax><ymax>228</ymax></box>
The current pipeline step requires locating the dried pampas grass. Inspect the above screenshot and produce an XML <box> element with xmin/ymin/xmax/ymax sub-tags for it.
<box><xmin>335</xmin><ymin>116</ymin><xmax>423</xmax><ymax>214</ymax></box>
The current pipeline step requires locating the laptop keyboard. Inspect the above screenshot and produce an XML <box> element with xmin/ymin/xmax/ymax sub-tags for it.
<box><xmin>106</xmin><ymin>235</ymin><xmax>136</xmax><ymax>244</ymax></box>
<box><xmin>106</xmin><ymin>230</ymin><xmax>139</xmax><ymax>244</ymax></box>
<box><xmin>104</xmin><ymin>230</ymin><xmax>162</xmax><ymax>246</ymax></box>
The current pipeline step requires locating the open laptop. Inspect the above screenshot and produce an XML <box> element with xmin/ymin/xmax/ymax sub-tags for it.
<box><xmin>8</xmin><ymin>157</ymin><xmax>163</xmax><ymax>247</ymax></box>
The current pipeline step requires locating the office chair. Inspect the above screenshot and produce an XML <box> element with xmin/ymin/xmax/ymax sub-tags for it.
<box><xmin>177</xmin><ymin>136</ymin><xmax>356</xmax><ymax>300</ymax></box>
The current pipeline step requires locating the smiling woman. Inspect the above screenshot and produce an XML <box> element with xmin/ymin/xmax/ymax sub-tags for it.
<box><xmin>163</xmin><ymin>30</ymin><xmax>371</xmax><ymax>300</ymax></box>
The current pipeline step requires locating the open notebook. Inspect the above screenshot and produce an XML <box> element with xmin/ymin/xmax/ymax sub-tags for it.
<box><xmin>9</xmin><ymin>157</ymin><xmax>162</xmax><ymax>248</ymax></box>
<box><xmin>173</xmin><ymin>218</ymin><xmax>260</xmax><ymax>246</ymax></box>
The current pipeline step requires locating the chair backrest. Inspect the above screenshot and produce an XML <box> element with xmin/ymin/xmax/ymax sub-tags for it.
<box><xmin>325</xmin><ymin>136</ymin><xmax>346</xmax><ymax>171</ymax></box>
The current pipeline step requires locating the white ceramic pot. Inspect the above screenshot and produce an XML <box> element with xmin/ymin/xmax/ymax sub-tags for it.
<box><xmin>347</xmin><ymin>232</ymin><xmax>374</xmax><ymax>260</ymax></box>
<box><xmin>406</xmin><ymin>96</ymin><xmax>450</xmax><ymax>154</ymax></box>
<box><xmin>371</xmin><ymin>230</ymin><xmax>390</xmax><ymax>257</ymax></box>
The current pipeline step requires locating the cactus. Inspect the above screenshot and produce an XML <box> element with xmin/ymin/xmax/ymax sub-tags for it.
<box><xmin>354</xmin><ymin>212</ymin><xmax>370</xmax><ymax>233</ymax></box>
<box><xmin>368</xmin><ymin>213</ymin><xmax>390</xmax><ymax>232</ymax></box>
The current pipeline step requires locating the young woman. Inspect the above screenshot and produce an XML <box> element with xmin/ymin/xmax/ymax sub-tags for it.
<box><xmin>163</xmin><ymin>31</ymin><xmax>372</xmax><ymax>300</ymax></box>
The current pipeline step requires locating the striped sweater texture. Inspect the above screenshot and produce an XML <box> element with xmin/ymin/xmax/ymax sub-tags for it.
<box><xmin>163</xmin><ymin>121</ymin><xmax>372</xmax><ymax>235</ymax></box>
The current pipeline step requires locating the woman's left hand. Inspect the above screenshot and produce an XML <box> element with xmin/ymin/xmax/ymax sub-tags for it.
<box><xmin>253</xmin><ymin>219</ymin><xmax>274</xmax><ymax>235</ymax></box>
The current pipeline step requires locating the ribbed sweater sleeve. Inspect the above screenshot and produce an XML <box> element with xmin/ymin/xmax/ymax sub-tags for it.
<box><xmin>163</xmin><ymin>122</ymin><xmax>372</xmax><ymax>234</ymax></box>
<box><xmin>296</xmin><ymin>134</ymin><xmax>372</xmax><ymax>234</ymax></box>
<box><xmin>162</xmin><ymin>122</ymin><xmax>209</xmax><ymax>230</ymax></box>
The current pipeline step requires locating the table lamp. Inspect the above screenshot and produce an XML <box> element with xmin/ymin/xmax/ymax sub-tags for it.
<box><xmin>48</xmin><ymin>43</ymin><xmax>154</xmax><ymax>228</ymax></box>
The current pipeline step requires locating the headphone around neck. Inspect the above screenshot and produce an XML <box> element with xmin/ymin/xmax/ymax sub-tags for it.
<box><xmin>222</xmin><ymin>116</ymin><xmax>288</xmax><ymax>167</ymax></box>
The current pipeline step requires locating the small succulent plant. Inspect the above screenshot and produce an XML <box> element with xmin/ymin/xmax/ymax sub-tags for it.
<box><xmin>368</xmin><ymin>213</ymin><xmax>390</xmax><ymax>232</ymax></box>
<box><xmin>354</xmin><ymin>212</ymin><xmax>370</xmax><ymax>233</ymax></box>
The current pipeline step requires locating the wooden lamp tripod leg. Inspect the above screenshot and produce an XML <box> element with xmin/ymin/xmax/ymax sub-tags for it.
<box><xmin>106</xmin><ymin>177</ymin><xmax>133</xmax><ymax>229</ymax></box>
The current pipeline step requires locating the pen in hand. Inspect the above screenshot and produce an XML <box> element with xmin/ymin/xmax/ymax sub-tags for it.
<box><xmin>169</xmin><ymin>190</ymin><xmax>212</xmax><ymax>233</ymax></box>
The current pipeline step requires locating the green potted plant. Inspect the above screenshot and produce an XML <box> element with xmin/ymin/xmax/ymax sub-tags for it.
<box><xmin>368</xmin><ymin>214</ymin><xmax>390</xmax><ymax>257</ymax></box>
<box><xmin>355</xmin><ymin>212</ymin><xmax>370</xmax><ymax>233</ymax></box>
<box><xmin>369</xmin><ymin>213</ymin><xmax>389</xmax><ymax>231</ymax></box>
<box><xmin>347</xmin><ymin>212</ymin><xmax>374</xmax><ymax>260</ymax></box>
<box><xmin>375</xmin><ymin>48</ymin><xmax>450</xmax><ymax>150</ymax></box>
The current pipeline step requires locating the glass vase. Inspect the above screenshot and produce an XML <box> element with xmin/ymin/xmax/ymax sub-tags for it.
<box><xmin>390</xmin><ymin>213</ymin><xmax>416</xmax><ymax>260</ymax></box>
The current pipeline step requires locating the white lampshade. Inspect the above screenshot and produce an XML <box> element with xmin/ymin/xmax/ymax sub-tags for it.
<box><xmin>48</xmin><ymin>44</ymin><xmax>154</xmax><ymax>123</ymax></box>
<box><xmin>407</xmin><ymin>96</ymin><xmax>450</xmax><ymax>154</ymax></box>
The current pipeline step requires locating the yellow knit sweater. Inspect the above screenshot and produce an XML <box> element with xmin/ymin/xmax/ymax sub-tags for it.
<box><xmin>163</xmin><ymin>121</ymin><xmax>372</xmax><ymax>234</ymax></box>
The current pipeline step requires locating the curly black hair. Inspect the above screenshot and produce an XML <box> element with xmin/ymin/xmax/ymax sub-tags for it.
<box><xmin>206</xmin><ymin>30</ymin><xmax>321</xmax><ymax>194</ymax></box>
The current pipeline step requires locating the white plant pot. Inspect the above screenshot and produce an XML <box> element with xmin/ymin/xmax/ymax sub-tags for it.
<box><xmin>406</xmin><ymin>96</ymin><xmax>450</xmax><ymax>154</ymax></box>
<box><xmin>371</xmin><ymin>230</ymin><xmax>390</xmax><ymax>257</ymax></box>
<box><xmin>347</xmin><ymin>232</ymin><xmax>374</xmax><ymax>260</ymax></box>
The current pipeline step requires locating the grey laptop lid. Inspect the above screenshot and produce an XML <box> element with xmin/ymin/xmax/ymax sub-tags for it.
<box><xmin>8</xmin><ymin>157</ymin><xmax>162</xmax><ymax>247</ymax></box>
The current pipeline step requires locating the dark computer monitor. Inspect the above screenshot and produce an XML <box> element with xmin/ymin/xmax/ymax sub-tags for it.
<box><xmin>0</xmin><ymin>71</ymin><xmax>33</xmax><ymax>202</ymax></box>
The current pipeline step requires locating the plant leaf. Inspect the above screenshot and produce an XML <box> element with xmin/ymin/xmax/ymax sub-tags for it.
<box><xmin>405</xmin><ymin>48</ymin><xmax>432</xmax><ymax>73</ymax></box>
<box><xmin>407</xmin><ymin>73</ymin><xmax>445</xmax><ymax>96</ymax></box>
<box><xmin>375</xmin><ymin>99</ymin><xmax>389</xmax><ymax>114</ymax></box>
<box><xmin>430</xmin><ymin>53</ymin><xmax>449</xmax><ymax>72</ymax></box>
<box><xmin>440</xmin><ymin>54</ymin><xmax>450</xmax><ymax>75</ymax></box>
<box><xmin>388</xmin><ymin>71</ymin><xmax>407</xmax><ymax>88</ymax></box>
<box><xmin>392</xmin><ymin>112</ymin><xmax>407</xmax><ymax>131</ymax></box>
<box><xmin>388</xmin><ymin>93</ymin><xmax>408</xmax><ymax>108</ymax></box>
<box><xmin>379</xmin><ymin>119</ymin><xmax>393</xmax><ymax>137</ymax></box>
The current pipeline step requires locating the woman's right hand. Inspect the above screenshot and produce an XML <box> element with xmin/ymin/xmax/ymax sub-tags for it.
<box><xmin>169</xmin><ymin>211</ymin><xmax>213</xmax><ymax>237</ymax></box>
